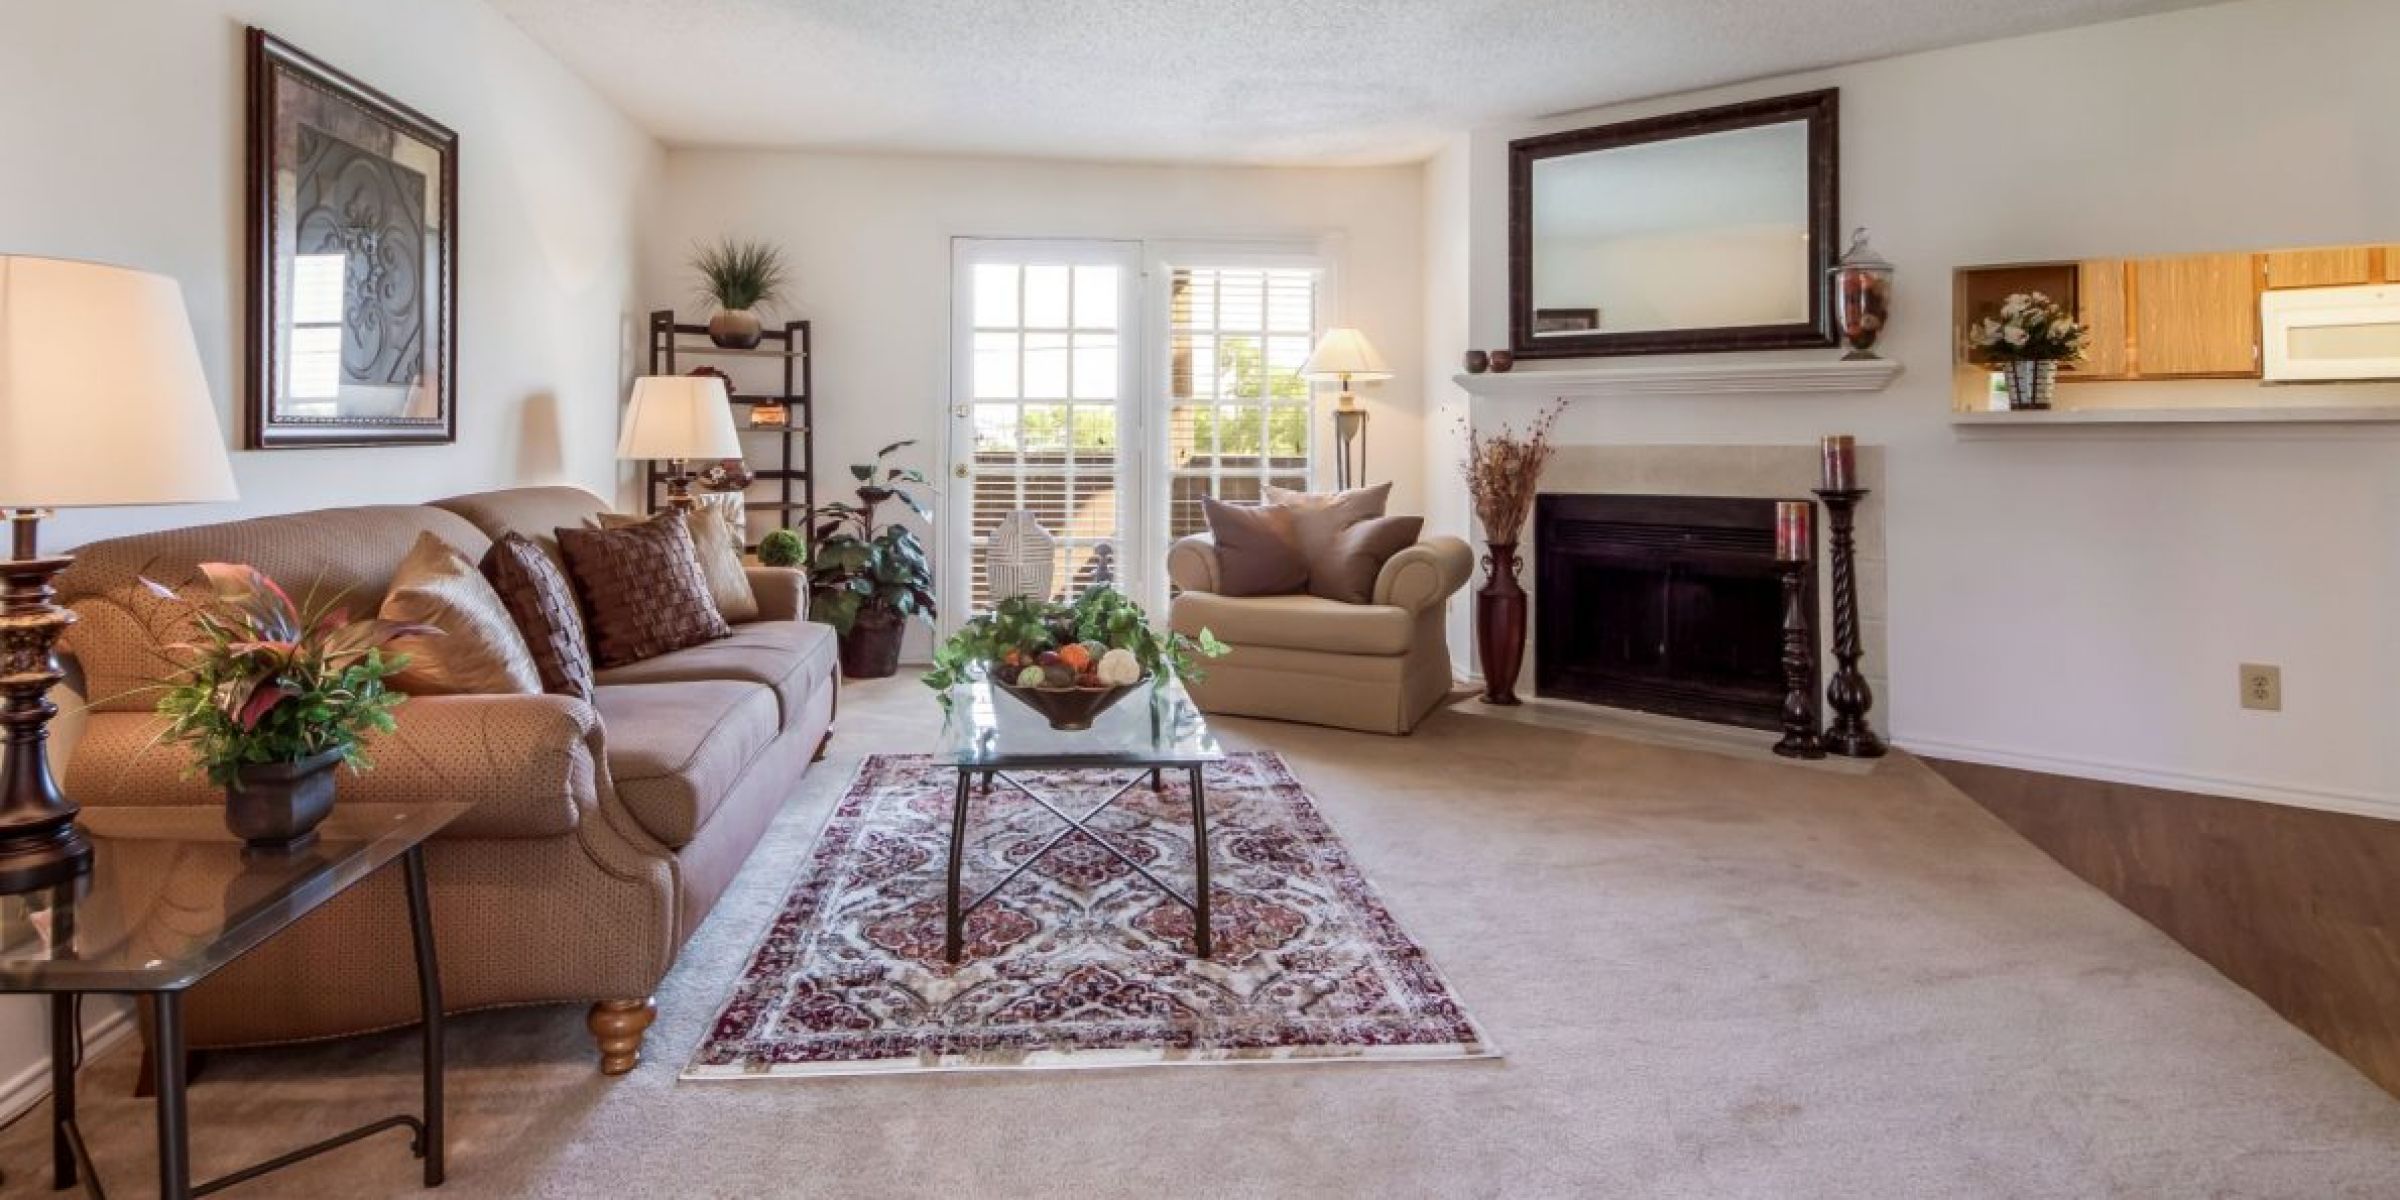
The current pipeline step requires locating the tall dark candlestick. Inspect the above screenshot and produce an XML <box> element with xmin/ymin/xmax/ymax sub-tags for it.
<box><xmin>1811</xmin><ymin>487</ymin><xmax>1886</xmax><ymax>758</ymax></box>
<box><xmin>1773</xmin><ymin>559</ymin><xmax>1824</xmax><ymax>759</ymax></box>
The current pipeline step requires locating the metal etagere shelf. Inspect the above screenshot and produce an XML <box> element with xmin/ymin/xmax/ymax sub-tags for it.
<box><xmin>644</xmin><ymin>310</ymin><xmax>815</xmax><ymax>550</ymax></box>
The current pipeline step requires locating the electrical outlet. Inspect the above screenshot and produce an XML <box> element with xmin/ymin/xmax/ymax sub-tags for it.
<box><xmin>2239</xmin><ymin>663</ymin><xmax>2281</xmax><ymax>712</ymax></box>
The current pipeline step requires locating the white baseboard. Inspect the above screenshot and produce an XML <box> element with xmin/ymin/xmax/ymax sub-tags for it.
<box><xmin>0</xmin><ymin>1001</ymin><xmax>135</xmax><ymax>1126</ymax></box>
<box><xmin>1898</xmin><ymin>734</ymin><xmax>2400</xmax><ymax>823</ymax></box>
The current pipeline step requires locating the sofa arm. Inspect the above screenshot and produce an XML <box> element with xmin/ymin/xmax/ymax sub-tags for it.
<box><xmin>1373</xmin><ymin>537</ymin><xmax>1474</xmax><ymax>613</ymax></box>
<box><xmin>1167</xmin><ymin>534</ymin><xmax>1222</xmax><ymax>594</ymax></box>
<box><xmin>745</xmin><ymin>566</ymin><xmax>807</xmax><ymax>621</ymax></box>
<box><xmin>61</xmin><ymin>693</ymin><xmax>604</xmax><ymax>840</ymax></box>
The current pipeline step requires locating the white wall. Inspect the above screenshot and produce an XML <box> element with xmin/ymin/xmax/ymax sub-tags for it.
<box><xmin>0</xmin><ymin>0</ymin><xmax>661</xmax><ymax>1122</ymax></box>
<box><xmin>643</xmin><ymin>150</ymin><xmax>1425</xmax><ymax>653</ymax></box>
<box><xmin>2</xmin><ymin>0</ymin><xmax>664</xmax><ymax>553</ymax></box>
<box><xmin>1451</xmin><ymin>0</ymin><xmax>2400</xmax><ymax>814</ymax></box>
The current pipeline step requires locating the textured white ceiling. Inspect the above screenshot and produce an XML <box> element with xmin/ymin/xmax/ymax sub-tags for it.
<box><xmin>489</xmin><ymin>0</ymin><xmax>2224</xmax><ymax>165</ymax></box>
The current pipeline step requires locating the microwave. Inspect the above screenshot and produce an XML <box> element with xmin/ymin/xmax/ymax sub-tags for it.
<box><xmin>2261</xmin><ymin>284</ymin><xmax>2400</xmax><ymax>382</ymax></box>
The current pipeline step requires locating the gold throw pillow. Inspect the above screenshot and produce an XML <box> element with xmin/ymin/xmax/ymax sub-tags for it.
<box><xmin>382</xmin><ymin>531</ymin><xmax>545</xmax><ymax>695</ymax></box>
<box><xmin>599</xmin><ymin>505</ymin><xmax>760</xmax><ymax>624</ymax></box>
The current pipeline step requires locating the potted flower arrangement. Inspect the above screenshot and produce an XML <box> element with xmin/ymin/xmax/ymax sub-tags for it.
<box><xmin>1968</xmin><ymin>292</ymin><xmax>2088</xmax><ymax>410</ymax></box>
<box><xmin>808</xmin><ymin>440</ymin><xmax>937</xmax><ymax>679</ymax></box>
<box><xmin>144</xmin><ymin>564</ymin><xmax>430</xmax><ymax>849</ymax></box>
<box><xmin>923</xmin><ymin>587</ymin><xmax>1226</xmax><ymax>730</ymax></box>
<box><xmin>690</xmin><ymin>237</ymin><xmax>788</xmax><ymax>349</ymax></box>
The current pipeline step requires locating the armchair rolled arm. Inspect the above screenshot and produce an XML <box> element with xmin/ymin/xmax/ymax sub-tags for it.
<box><xmin>62</xmin><ymin>693</ymin><xmax>605</xmax><ymax>840</ymax></box>
<box><xmin>744</xmin><ymin>566</ymin><xmax>808</xmax><ymax>622</ymax></box>
<box><xmin>1167</xmin><ymin>534</ymin><xmax>1222</xmax><ymax>595</ymax></box>
<box><xmin>1373</xmin><ymin>537</ymin><xmax>1474</xmax><ymax>613</ymax></box>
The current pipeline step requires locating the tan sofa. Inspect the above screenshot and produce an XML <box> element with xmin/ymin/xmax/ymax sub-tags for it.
<box><xmin>1165</xmin><ymin>533</ymin><xmax>1473</xmax><ymax>734</ymax></box>
<box><xmin>53</xmin><ymin>486</ymin><xmax>837</xmax><ymax>1074</ymax></box>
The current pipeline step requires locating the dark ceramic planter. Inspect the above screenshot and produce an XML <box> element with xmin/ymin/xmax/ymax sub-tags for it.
<box><xmin>225</xmin><ymin>748</ymin><xmax>342</xmax><ymax>851</ymax></box>
<box><xmin>838</xmin><ymin>611</ymin><xmax>907</xmax><ymax>679</ymax></box>
<box><xmin>707</xmin><ymin>308</ymin><xmax>764</xmax><ymax>349</ymax></box>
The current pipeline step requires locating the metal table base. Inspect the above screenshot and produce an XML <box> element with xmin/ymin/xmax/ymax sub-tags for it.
<box><xmin>945</xmin><ymin>766</ymin><xmax>1212</xmax><ymax>964</ymax></box>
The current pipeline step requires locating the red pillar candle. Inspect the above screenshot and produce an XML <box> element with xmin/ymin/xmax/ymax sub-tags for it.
<box><xmin>1776</xmin><ymin>500</ymin><xmax>1813</xmax><ymax>562</ymax></box>
<box><xmin>1820</xmin><ymin>434</ymin><xmax>1857</xmax><ymax>492</ymax></box>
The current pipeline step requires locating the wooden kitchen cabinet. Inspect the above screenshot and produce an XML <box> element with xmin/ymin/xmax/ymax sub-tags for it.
<box><xmin>2073</xmin><ymin>259</ymin><xmax>2131</xmax><ymax>379</ymax></box>
<box><xmin>2384</xmin><ymin>247</ymin><xmax>2400</xmax><ymax>283</ymax></box>
<box><xmin>2131</xmin><ymin>253</ymin><xmax>2259</xmax><ymax>377</ymax></box>
<box><xmin>2263</xmin><ymin>247</ymin><xmax>2375</xmax><ymax>289</ymax></box>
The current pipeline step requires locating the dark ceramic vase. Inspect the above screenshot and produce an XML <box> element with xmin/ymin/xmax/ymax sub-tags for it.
<box><xmin>839</xmin><ymin>610</ymin><xmax>907</xmax><ymax>679</ymax></box>
<box><xmin>226</xmin><ymin>748</ymin><xmax>342</xmax><ymax>850</ymax></box>
<box><xmin>1463</xmin><ymin>350</ymin><xmax>1489</xmax><ymax>374</ymax></box>
<box><xmin>1487</xmin><ymin>350</ymin><xmax>1515</xmax><ymax>373</ymax></box>
<box><xmin>1476</xmin><ymin>542</ymin><xmax>1528</xmax><ymax>705</ymax></box>
<box><xmin>707</xmin><ymin>308</ymin><xmax>764</xmax><ymax>349</ymax></box>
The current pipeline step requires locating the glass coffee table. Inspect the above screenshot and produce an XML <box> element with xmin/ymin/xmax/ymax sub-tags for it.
<box><xmin>934</xmin><ymin>677</ymin><xmax>1225</xmax><ymax>963</ymax></box>
<box><xmin>0</xmin><ymin>803</ymin><xmax>464</xmax><ymax>1199</ymax></box>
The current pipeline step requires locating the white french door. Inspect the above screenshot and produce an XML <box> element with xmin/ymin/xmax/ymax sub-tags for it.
<box><xmin>945</xmin><ymin>239</ymin><xmax>1144</xmax><ymax>632</ymax></box>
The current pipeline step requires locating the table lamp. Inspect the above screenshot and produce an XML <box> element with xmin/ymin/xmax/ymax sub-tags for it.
<box><xmin>0</xmin><ymin>256</ymin><xmax>239</xmax><ymax>891</ymax></box>
<box><xmin>617</xmin><ymin>375</ymin><xmax>741</xmax><ymax>511</ymax></box>
<box><xmin>1300</xmin><ymin>328</ymin><xmax>1391</xmax><ymax>489</ymax></box>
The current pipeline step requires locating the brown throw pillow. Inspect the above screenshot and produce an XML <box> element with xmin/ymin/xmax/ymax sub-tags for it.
<box><xmin>482</xmin><ymin>532</ymin><xmax>596</xmax><ymax>701</ymax></box>
<box><xmin>382</xmin><ymin>532</ymin><xmax>543</xmax><ymax>695</ymax></box>
<box><xmin>1262</xmin><ymin>482</ymin><xmax>1391</xmax><ymax>583</ymax></box>
<box><xmin>1201</xmin><ymin>497</ymin><xmax>1309</xmax><ymax>597</ymax></box>
<box><xmin>555</xmin><ymin>513</ymin><xmax>731</xmax><ymax>668</ymax></box>
<box><xmin>599</xmin><ymin>506</ymin><xmax>759</xmax><ymax>624</ymax></box>
<box><xmin>1310</xmin><ymin>515</ymin><xmax>1424</xmax><ymax>604</ymax></box>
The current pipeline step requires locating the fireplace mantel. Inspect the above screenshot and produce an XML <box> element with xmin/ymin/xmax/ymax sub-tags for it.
<box><xmin>1452</xmin><ymin>357</ymin><xmax>1902</xmax><ymax>400</ymax></box>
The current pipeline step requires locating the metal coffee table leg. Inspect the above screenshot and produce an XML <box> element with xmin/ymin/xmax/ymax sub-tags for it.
<box><xmin>1188</xmin><ymin>765</ymin><xmax>1212</xmax><ymax>959</ymax></box>
<box><xmin>945</xmin><ymin>770</ymin><xmax>972</xmax><ymax>963</ymax></box>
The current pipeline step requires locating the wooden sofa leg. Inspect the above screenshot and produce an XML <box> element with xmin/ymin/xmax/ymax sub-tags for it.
<box><xmin>587</xmin><ymin>998</ymin><xmax>656</xmax><ymax>1076</ymax></box>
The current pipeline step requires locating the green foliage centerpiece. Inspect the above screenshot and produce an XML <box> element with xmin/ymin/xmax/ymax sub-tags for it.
<box><xmin>144</xmin><ymin>563</ymin><xmax>431</xmax><ymax>848</ymax></box>
<box><xmin>924</xmin><ymin>587</ymin><xmax>1227</xmax><ymax>730</ymax></box>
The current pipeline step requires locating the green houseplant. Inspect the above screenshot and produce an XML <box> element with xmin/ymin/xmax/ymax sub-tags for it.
<box><xmin>143</xmin><ymin>563</ymin><xmax>431</xmax><ymax>848</ymax></box>
<box><xmin>809</xmin><ymin>440</ymin><xmax>937</xmax><ymax>679</ymax></box>
<box><xmin>690</xmin><ymin>237</ymin><xmax>788</xmax><ymax>349</ymax></box>
<box><xmin>757</xmin><ymin>527</ymin><xmax>806</xmax><ymax>568</ymax></box>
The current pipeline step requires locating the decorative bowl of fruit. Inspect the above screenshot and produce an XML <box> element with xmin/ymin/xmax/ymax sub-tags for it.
<box><xmin>923</xmin><ymin>587</ymin><xmax>1227</xmax><ymax>731</ymax></box>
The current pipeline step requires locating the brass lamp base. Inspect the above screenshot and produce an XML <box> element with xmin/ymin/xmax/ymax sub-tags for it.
<box><xmin>1</xmin><ymin>515</ymin><xmax>95</xmax><ymax>894</ymax></box>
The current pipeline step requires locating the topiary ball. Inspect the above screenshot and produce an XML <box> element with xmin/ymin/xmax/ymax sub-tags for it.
<box><xmin>757</xmin><ymin>528</ymin><xmax>805</xmax><ymax>567</ymax></box>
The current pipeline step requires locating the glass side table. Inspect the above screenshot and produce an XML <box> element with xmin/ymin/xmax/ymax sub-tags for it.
<box><xmin>0</xmin><ymin>803</ymin><xmax>465</xmax><ymax>1199</ymax></box>
<box><xmin>934</xmin><ymin>678</ymin><xmax>1226</xmax><ymax>964</ymax></box>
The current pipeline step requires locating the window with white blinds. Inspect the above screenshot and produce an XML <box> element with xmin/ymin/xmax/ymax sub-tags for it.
<box><xmin>1164</xmin><ymin>266</ymin><xmax>1320</xmax><ymax>540</ymax></box>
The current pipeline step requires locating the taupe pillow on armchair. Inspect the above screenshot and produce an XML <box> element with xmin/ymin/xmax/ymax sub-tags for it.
<box><xmin>1200</xmin><ymin>497</ymin><xmax>1309</xmax><ymax>596</ymax></box>
<box><xmin>1311</xmin><ymin>515</ymin><xmax>1425</xmax><ymax>604</ymax></box>
<box><xmin>555</xmin><ymin>513</ymin><xmax>732</xmax><ymax>668</ymax></box>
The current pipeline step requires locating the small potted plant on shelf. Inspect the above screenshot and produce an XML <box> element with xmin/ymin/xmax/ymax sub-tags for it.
<box><xmin>923</xmin><ymin>587</ymin><xmax>1227</xmax><ymax>730</ymax></box>
<box><xmin>1968</xmin><ymin>292</ymin><xmax>2088</xmax><ymax>410</ymax></box>
<box><xmin>756</xmin><ymin>527</ymin><xmax>806</xmax><ymax>568</ymax></box>
<box><xmin>144</xmin><ymin>564</ymin><xmax>430</xmax><ymax>849</ymax></box>
<box><xmin>808</xmin><ymin>440</ymin><xmax>937</xmax><ymax>679</ymax></box>
<box><xmin>690</xmin><ymin>237</ymin><xmax>788</xmax><ymax>349</ymax></box>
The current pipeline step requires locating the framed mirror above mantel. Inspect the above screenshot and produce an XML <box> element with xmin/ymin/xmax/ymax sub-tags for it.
<box><xmin>1509</xmin><ymin>89</ymin><xmax>1840</xmax><ymax>359</ymax></box>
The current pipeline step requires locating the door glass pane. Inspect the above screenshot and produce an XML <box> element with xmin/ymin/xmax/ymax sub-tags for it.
<box><xmin>972</xmin><ymin>404</ymin><xmax>1019</xmax><ymax>457</ymax></box>
<box><xmin>1023</xmin><ymin>332</ymin><xmax>1069</xmax><ymax>399</ymax></box>
<box><xmin>1024</xmin><ymin>265</ymin><xmax>1071</xmax><ymax>328</ymax></box>
<box><xmin>1020</xmin><ymin>404</ymin><xmax>1067</xmax><ymax>453</ymax></box>
<box><xmin>1073</xmin><ymin>266</ymin><xmax>1119</xmax><ymax>330</ymax></box>
<box><xmin>973</xmin><ymin>264</ymin><xmax>1019</xmax><ymax>328</ymax></box>
<box><xmin>973</xmin><ymin>332</ymin><xmax>1019</xmax><ymax>398</ymax></box>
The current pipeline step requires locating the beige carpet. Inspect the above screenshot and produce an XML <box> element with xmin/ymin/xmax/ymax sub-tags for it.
<box><xmin>3</xmin><ymin>675</ymin><xmax>2396</xmax><ymax>1197</ymax></box>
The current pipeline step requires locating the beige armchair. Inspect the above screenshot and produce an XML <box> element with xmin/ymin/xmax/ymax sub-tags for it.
<box><xmin>1166</xmin><ymin>533</ymin><xmax>1473</xmax><ymax>734</ymax></box>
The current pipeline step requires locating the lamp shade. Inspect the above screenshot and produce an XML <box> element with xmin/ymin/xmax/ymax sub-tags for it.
<box><xmin>1299</xmin><ymin>328</ymin><xmax>1392</xmax><ymax>382</ymax></box>
<box><xmin>616</xmin><ymin>375</ymin><xmax>741</xmax><ymax>461</ymax></box>
<box><xmin>0</xmin><ymin>256</ymin><xmax>237</xmax><ymax>508</ymax></box>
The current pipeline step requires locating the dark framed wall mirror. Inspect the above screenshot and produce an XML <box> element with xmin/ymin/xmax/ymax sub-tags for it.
<box><xmin>1509</xmin><ymin>89</ymin><xmax>1839</xmax><ymax>359</ymax></box>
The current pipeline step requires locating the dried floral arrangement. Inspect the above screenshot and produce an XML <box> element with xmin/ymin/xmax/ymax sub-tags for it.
<box><xmin>1461</xmin><ymin>401</ymin><xmax>1566</xmax><ymax>543</ymax></box>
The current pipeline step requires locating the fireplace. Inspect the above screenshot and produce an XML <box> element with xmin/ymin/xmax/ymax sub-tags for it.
<box><xmin>1534</xmin><ymin>493</ymin><xmax>1816</xmax><ymax>731</ymax></box>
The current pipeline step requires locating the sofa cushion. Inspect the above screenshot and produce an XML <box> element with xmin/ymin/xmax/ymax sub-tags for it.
<box><xmin>383</xmin><ymin>531</ymin><xmax>545</xmax><ymax>696</ymax></box>
<box><xmin>1201</xmin><ymin>497</ymin><xmax>1308</xmax><ymax>596</ymax></box>
<box><xmin>1169</xmin><ymin>590</ymin><xmax>1416</xmax><ymax>657</ymax></box>
<box><xmin>593</xmin><ymin>680</ymin><xmax>779</xmax><ymax>848</ymax></box>
<box><xmin>483</xmin><ymin>532</ymin><xmax>597</xmax><ymax>701</ymax></box>
<box><xmin>1262</xmin><ymin>481</ymin><xmax>1389</xmax><ymax>585</ymax></box>
<box><xmin>556</xmin><ymin>514</ymin><xmax>731</xmax><ymax>668</ymax></box>
<box><xmin>592</xmin><ymin>619</ymin><xmax>836</xmax><ymax>731</ymax></box>
<box><xmin>600</xmin><ymin>506</ymin><xmax>758</xmax><ymax>624</ymax></box>
<box><xmin>1311</xmin><ymin>515</ymin><xmax>1424</xmax><ymax>604</ymax></box>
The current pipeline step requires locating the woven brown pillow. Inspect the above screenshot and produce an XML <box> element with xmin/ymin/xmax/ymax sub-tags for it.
<box><xmin>1308</xmin><ymin>514</ymin><xmax>1424</xmax><ymax>604</ymax></box>
<box><xmin>1201</xmin><ymin>497</ymin><xmax>1309</xmax><ymax>597</ymax></box>
<box><xmin>481</xmin><ymin>532</ymin><xmax>596</xmax><ymax>700</ymax></box>
<box><xmin>555</xmin><ymin>513</ymin><xmax>731</xmax><ymax>668</ymax></box>
<box><xmin>599</xmin><ymin>506</ymin><xmax>759</xmax><ymax>623</ymax></box>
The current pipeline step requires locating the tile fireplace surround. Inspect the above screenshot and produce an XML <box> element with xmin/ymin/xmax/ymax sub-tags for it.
<box><xmin>1518</xmin><ymin>444</ymin><xmax>1889</xmax><ymax>721</ymax></box>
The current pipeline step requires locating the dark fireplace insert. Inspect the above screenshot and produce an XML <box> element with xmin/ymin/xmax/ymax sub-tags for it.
<box><xmin>1534</xmin><ymin>493</ymin><xmax>1816</xmax><ymax>731</ymax></box>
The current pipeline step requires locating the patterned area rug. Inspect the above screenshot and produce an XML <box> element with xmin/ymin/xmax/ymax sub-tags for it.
<box><xmin>685</xmin><ymin>752</ymin><xmax>1495</xmax><ymax>1077</ymax></box>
